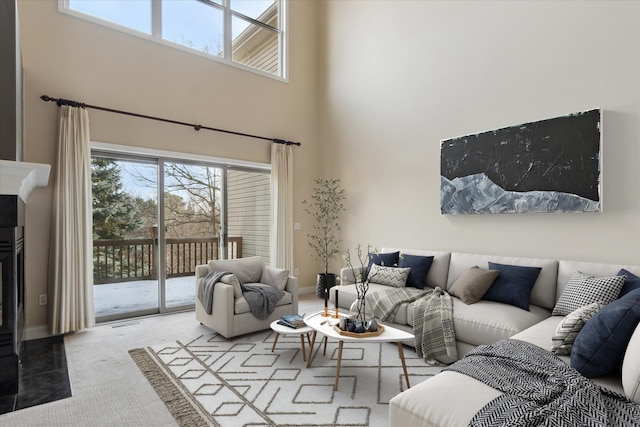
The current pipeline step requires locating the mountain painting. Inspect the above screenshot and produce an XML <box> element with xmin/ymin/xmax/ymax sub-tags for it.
<box><xmin>440</xmin><ymin>109</ymin><xmax>602</xmax><ymax>214</ymax></box>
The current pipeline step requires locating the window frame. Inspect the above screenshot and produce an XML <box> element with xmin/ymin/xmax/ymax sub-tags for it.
<box><xmin>58</xmin><ymin>0</ymin><xmax>288</xmax><ymax>81</ymax></box>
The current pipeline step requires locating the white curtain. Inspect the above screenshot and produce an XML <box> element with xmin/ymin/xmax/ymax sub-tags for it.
<box><xmin>49</xmin><ymin>105</ymin><xmax>94</xmax><ymax>335</ymax></box>
<box><xmin>270</xmin><ymin>143</ymin><xmax>294</xmax><ymax>271</ymax></box>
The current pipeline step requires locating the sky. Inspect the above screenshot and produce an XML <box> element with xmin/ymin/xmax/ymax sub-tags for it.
<box><xmin>68</xmin><ymin>0</ymin><xmax>276</xmax><ymax>54</ymax></box>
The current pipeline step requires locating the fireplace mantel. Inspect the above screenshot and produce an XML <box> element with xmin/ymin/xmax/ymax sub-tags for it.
<box><xmin>0</xmin><ymin>160</ymin><xmax>50</xmax><ymax>201</ymax></box>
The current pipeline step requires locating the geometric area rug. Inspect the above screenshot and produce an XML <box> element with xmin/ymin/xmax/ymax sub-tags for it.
<box><xmin>129</xmin><ymin>329</ymin><xmax>443</xmax><ymax>427</ymax></box>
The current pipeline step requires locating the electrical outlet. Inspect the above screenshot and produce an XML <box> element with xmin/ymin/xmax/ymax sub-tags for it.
<box><xmin>39</xmin><ymin>294</ymin><xmax>47</xmax><ymax>306</ymax></box>
<box><xmin>294</xmin><ymin>268</ymin><xmax>299</xmax><ymax>276</ymax></box>
<box><xmin>294</xmin><ymin>222</ymin><xmax>301</xmax><ymax>230</ymax></box>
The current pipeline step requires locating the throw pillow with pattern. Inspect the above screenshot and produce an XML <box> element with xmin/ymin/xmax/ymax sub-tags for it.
<box><xmin>552</xmin><ymin>271</ymin><xmax>626</xmax><ymax>316</ymax></box>
<box><xmin>551</xmin><ymin>301</ymin><xmax>605</xmax><ymax>356</ymax></box>
<box><xmin>367</xmin><ymin>263</ymin><xmax>410</xmax><ymax>288</ymax></box>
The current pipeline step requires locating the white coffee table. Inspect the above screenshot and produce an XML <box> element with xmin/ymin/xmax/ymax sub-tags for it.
<box><xmin>269</xmin><ymin>320</ymin><xmax>314</xmax><ymax>362</ymax></box>
<box><xmin>304</xmin><ymin>310</ymin><xmax>415</xmax><ymax>391</ymax></box>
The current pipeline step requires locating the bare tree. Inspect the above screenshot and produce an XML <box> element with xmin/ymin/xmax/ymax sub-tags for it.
<box><xmin>129</xmin><ymin>163</ymin><xmax>221</xmax><ymax>238</ymax></box>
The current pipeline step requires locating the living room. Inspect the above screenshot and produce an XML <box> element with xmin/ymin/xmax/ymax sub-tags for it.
<box><xmin>2</xmin><ymin>0</ymin><xmax>639</xmax><ymax>425</ymax></box>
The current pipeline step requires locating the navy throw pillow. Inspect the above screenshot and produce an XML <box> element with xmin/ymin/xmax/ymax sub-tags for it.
<box><xmin>618</xmin><ymin>269</ymin><xmax>640</xmax><ymax>298</ymax></box>
<box><xmin>484</xmin><ymin>262</ymin><xmax>542</xmax><ymax>311</ymax></box>
<box><xmin>366</xmin><ymin>251</ymin><xmax>400</xmax><ymax>277</ymax></box>
<box><xmin>571</xmin><ymin>288</ymin><xmax>640</xmax><ymax>378</ymax></box>
<box><xmin>398</xmin><ymin>254</ymin><xmax>434</xmax><ymax>289</ymax></box>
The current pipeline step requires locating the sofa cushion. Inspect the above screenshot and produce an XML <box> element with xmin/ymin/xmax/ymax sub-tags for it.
<box><xmin>209</xmin><ymin>256</ymin><xmax>263</xmax><ymax>284</ymax></box>
<box><xmin>368</xmin><ymin>264</ymin><xmax>410</xmax><ymax>288</ymax></box>
<box><xmin>234</xmin><ymin>283</ymin><xmax>291</xmax><ymax>314</ymax></box>
<box><xmin>398</xmin><ymin>254</ymin><xmax>433</xmax><ymax>289</ymax></box>
<box><xmin>484</xmin><ymin>262</ymin><xmax>542</xmax><ymax>311</ymax></box>
<box><xmin>622</xmin><ymin>325</ymin><xmax>640</xmax><ymax>404</ymax></box>
<box><xmin>550</xmin><ymin>302</ymin><xmax>604</xmax><ymax>356</ymax></box>
<box><xmin>446</xmin><ymin>299</ymin><xmax>550</xmax><ymax>346</ymax></box>
<box><xmin>382</xmin><ymin>248</ymin><xmax>451</xmax><ymax>289</ymax></box>
<box><xmin>448</xmin><ymin>266</ymin><xmax>499</xmax><ymax>304</ymax></box>
<box><xmin>261</xmin><ymin>265</ymin><xmax>289</xmax><ymax>290</ymax></box>
<box><xmin>571</xmin><ymin>288</ymin><xmax>640</xmax><ymax>377</ymax></box>
<box><xmin>552</xmin><ymin>271</ymin><xmax>626</xmax><ymax>316</ymax></box>
<box><xmin>618</xmin><ymin>268</ymin><xmax>640</xmax><ymax>298</ymax></box>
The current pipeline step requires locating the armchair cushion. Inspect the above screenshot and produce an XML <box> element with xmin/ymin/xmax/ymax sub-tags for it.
<box><xmin>209</xmin><ymin>256</ymin><xmax>263</xmax><ymax>284</ymax></box>
<box><xmin>261</xmin><ymin>265</ymin><xmax>289</xmax><ymax>290</ymax></box>
<box><xmin>234</xmin><ymin>283</ymin><xmax>292</xmax><ymax>314</ymax></box>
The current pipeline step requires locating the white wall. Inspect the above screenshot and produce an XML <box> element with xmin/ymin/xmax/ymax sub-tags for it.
<box><xmin>18</xmin><ymin>0</ymin><xmax>321</xmax><ymax>329</ymax></box>
<box><xmin>318</xmin><ymin>1</ymin><xmax>640</xmax><ymax>265</ymax></box>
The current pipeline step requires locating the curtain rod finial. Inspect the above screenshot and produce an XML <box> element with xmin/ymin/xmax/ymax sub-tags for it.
<box><xmin>41</xmin><ymin>95</ymin><xmax>53</xmax><ymax>102</ymax></box>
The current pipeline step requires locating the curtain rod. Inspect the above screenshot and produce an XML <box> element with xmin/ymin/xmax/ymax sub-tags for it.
<box><xmin>40</xmin><ymin>95</ymin><xmax>301</xmax><ymax>146</ymax></box>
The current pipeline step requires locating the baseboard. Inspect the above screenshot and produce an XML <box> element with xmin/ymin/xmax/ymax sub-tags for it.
<box><xmin>298</xmin><ymin>286</ymin><xmax>317</xmax><ymax>296</ymax></box>
<box><xmin>24</xmin><ymin>325</ymin><xmax>51</xmax><ymax>341</ymax></box>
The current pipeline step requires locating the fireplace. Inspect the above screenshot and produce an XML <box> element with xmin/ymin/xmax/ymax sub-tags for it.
<box><xmin>0</xmin><ymin>161</ymin><xmax>50</xmax><ymax>394</ymax></box>
<box><xmin>0</xmin><ymin>195</ymin><xmax>24</xmax><ymax>394</ymax></box>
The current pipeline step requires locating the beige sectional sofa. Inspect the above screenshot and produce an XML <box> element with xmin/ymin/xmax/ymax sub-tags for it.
<box><xmin>330</xmin><ymin>248</ymin><xmax>640</xmax><ymax>425</ymax></box>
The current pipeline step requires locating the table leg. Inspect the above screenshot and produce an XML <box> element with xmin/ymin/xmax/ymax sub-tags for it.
<box><xmin>306</xmin><ymin>331</ymin><xmax>317</xmax><ymax>368</ymax></box>
<box><xmin>300</xmin><ymin>334</ymin><xmax>307</xmax><ymax>362</ymax></box>
<box><xmin>323</xmin><ymin>335</ymin><xmax>328</xmax><ymax>356</ymax></box>
<box><xmin>271</xmin><ymin>333</ymin><xmax>280</xmax><ymax>352</ymax></box>
<box><xmin>335</xmin><ymin>340</ymin><xmax>344</xmax><ymax>391</ymax></box>
<box><xmin>397</xmin><ymin>342</ymin><xmax>410</xmax><ymax>389</ymax></box>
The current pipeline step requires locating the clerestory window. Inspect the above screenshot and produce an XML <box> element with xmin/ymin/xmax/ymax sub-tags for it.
<box><xmin>60</xmin><ymin>0</ymin><xmax>286</xmax><ymax>80</ymax></box>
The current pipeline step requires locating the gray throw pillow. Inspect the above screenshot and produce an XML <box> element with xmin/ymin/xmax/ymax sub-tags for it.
<box><xmin>449</xmin><ymin>266</ymin><xmax>500</xmax><ymax>304</ymax></box>
<box><xmin>261</xmin><ymin>265</ymin><xmax>289</xmax><ymax>290</ymax></box>
<box><xmin>367</xmin><ymin>263</ymin><xmax>410</xmax><ymax>288</ymax></box>
<box><xmin>551</xmin><ymin>301</ymin><xmax>605</xmax><ymax>356</ymax></box>
<box><xmin>220</xmin><ymin>273</ymin><xmax>243</xmax><ymax>299</ymax></box>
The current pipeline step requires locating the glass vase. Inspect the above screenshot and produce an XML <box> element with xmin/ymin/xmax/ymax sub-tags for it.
<box><xmin>348</xmin><ymin>296</ymin><xmax>373</xmax><ymax>332</ymax></box>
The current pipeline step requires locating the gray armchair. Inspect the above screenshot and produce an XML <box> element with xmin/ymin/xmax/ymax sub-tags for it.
<box><xmin>195</xmin><ymin>256</ymin><xmax>299</xmax><ymax>338</ymax></box>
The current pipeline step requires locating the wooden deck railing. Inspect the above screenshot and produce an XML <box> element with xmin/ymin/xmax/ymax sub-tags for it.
<box><xmin>93</xmin><ymin>237</ymin><xmax>242</xmax><ymax>284</ymax></box>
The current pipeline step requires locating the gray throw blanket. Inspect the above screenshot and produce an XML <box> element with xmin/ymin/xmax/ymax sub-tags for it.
<box><xmin>366</xmin><ymin>286</ymin><xmax>457</xmax><ymax>365</ymax></box>
<box><xmin>198</xmin><ymin>270</ymin><xmax>231</xmax><ymax>315</ymax></box>
<box><xmin>445</xmin><ymin>339</ymin><xmax>640</xmax><ymax>426</ymax></box>
<box><xmin>240</xmin><ymin>283</ymin><xmax>285</xmax><ymax>320</ymax></box>
<box><xmin>198</xmin><ymin>270</ymin><xmax>285</xmax><ymax>320</ymax></box>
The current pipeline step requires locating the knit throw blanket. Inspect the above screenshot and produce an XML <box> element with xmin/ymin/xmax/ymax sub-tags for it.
<box><xmin>198</xmin><ymin>270</ymin><xmax>230</xmax><ymax>315</ymax></box>
<box><xmin>445</xmin><ymin>339</ymin><xmax>640</xmax><ymax>427</ymax></box>
<box><xmin>366</xmin><ymin>286</ymin><xmax>457</xmax><ymax>365</ymax></box>
<box><xmin>198</xmin><ymin>270</ymin><xmax>284</xmax><ymax>320</ymax></box>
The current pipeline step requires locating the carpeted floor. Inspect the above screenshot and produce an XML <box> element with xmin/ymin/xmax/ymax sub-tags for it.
<box><xmin>0</xmin><ymin>295</ymin><xmax>437</xmax><ymax>426</ymax></box>
<box><xmin>129</xmin><ymin>327</ymin><xmax>443</xmax><ymax>427</ymax></box>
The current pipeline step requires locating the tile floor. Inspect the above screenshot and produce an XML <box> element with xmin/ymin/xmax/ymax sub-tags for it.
<box><xmin>0</xmin><ymin>335</ymin><xmax>71</xmax><ymax>415</ymax></box>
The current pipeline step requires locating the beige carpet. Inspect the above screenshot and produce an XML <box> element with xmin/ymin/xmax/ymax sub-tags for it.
<box><xmin>0</xmin><ymin>295</ymin><xmax>438</xmax><ymax>426</ymax></box>
<box><xmin>129</xmin><ymin>328</ymin><xmax>442</xmax><ymax>426</ymax></box>
<box><xmin>0</xmin><ymin>295</ymin><xmax>328</xmax><ymax>426</ymax></box>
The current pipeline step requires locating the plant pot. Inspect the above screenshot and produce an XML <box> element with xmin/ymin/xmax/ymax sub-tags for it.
<box><xmin>316</xmin><ymin>273</ymin><xmax>337</xmax><ymax>298</ymax></box>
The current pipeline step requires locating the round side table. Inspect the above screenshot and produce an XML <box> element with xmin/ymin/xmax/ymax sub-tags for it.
<box><xmin>269</xmin><ymin>320</ymin><xmax>314</xmax><ymax>362</ymax></box>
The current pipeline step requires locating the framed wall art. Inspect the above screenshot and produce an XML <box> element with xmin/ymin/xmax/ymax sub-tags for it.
<box><xmin>440</xmin><ymin>109</ymin><xmax>602</xmax><ymax>214</ymax></box>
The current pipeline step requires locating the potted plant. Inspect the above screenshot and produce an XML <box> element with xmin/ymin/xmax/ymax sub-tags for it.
<box><xmin>302</xmin><ymin>178</ymin><xmax>346</xmax><ymax>298</ymax></box>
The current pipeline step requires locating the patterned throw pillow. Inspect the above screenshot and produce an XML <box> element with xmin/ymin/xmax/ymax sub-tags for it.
<box><xmin>551</xmin><ymin>301</ymin><xmax>605</xmax><ymax>356</ymax></box>
<box><xmin>552</xmin><ymin>271</ymin><xmax>626</xmax><ymax>316</ymax></box>
<box><xmin>367</xmin><ymin>263</ymin><xmax>410</xmax><ymax>288</ymax></box>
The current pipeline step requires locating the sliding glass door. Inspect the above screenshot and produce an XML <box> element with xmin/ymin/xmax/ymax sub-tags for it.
<box><xmin>91</xmin><ymin>152</ymin><xmax>270</xmax><ymax>322</ymax></box>
<box><xmin>92</xmin><ymin>156</ymin><xmax>160</xmax><ymax>321</ymax></box>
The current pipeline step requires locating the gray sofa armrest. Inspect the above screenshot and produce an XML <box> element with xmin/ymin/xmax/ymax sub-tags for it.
<box><xmin>195</xmin><ymin>264</ymin><xmax>210</xmax><ymax>280</ymax></box>
<box><xmin>285</xmin><ymin>276</ymin><xmax>299</xmax><ymax>315</ymax></box>
<box><xmin>340</xmin><ymin>266</ymin><xmax>364</xmax><ymax>285</ymax></box>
